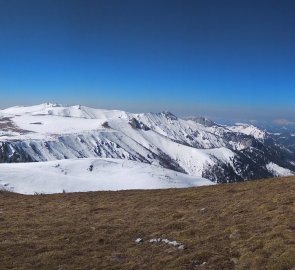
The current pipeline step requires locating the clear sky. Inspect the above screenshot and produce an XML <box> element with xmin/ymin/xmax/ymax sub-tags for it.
<box><xmin>0</xmin><ymin>0</ymin><xmax>294</xmax><ymax>122</ymax></box>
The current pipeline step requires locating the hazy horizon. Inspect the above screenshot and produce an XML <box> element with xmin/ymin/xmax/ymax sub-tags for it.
<box><xmin>1</xmin><ymin>100</ymin><xmax>294</xmax><ymax>126</ymax></box>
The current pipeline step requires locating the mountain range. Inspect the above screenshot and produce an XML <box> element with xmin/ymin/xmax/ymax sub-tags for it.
<box><xmin>0</xmin><ymin>103</ymin><xmax>294</xmax><ymax>193</ymax></box>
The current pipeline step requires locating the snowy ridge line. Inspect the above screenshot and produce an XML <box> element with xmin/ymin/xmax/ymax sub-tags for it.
<box><xmin>0</xmin><ymin>103</ymin><xmax>294</xmax><ymax>185</ymax></box>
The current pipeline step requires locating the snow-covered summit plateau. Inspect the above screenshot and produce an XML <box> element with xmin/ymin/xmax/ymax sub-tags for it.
<box><xmin>0</xmin><ymin>103</ymin><xmax>294</xmax><ymax>194</ymax></box>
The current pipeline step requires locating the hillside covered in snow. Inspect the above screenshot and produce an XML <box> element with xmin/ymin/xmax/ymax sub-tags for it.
<box><xmin>0</xmin><ymin>103</ymin><xmax>294</xmax><ymax>193</ymax></box>
<box><xmin>0</xmin><ymin>158</ymin><xmax>213</xmax><ymax>194</ymax></box>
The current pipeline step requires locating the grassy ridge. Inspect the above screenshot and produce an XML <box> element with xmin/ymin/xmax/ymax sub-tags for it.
<box><xmin>0</xmin><ymin>177</ymin><xmax>295</xmax><ymax>269</ymax></box>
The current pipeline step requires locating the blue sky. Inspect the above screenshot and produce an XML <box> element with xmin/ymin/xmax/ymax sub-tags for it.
<box><xmin>0</xmin><ymin>0</ymin><xmax>294</xmax><ymax>122</ymax></box>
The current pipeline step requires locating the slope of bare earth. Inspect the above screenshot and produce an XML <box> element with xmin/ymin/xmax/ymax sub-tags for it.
<box><xmin>0</xmin><ymin>177</ymin><xmax>294</xmax><ymax>270</ymax></box>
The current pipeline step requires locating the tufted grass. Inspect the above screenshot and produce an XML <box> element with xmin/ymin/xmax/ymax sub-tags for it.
<box><xmin>0</xmin><ymin>176</ymin><xmax>294</xmax><ymax>269</ymax></box>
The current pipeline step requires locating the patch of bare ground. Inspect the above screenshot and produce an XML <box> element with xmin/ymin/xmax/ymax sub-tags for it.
<box><xmin>0</xmin><ymin>117</ymin><xmax>32</xmax><ymax>134</ymax></box>
<box><xmin>0</xmin><ymin>177</ymin><xmax>294</xmax><ymax>269</ymax></box>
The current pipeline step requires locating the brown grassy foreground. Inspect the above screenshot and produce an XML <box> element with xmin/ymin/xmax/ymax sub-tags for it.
<box><xmin>0</xmin><ymin>177</ymin><xmax>295</xmax><ymax>270</ymax></box>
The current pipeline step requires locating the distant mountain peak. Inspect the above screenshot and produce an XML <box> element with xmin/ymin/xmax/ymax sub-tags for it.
<box><xmin>187</xmin><ymin>116</ymin><xmax>216</xmax><ymax>127</ymax></box>
<box><xmin>46</xmin><ymin>102</ymin><xmax>60</xmax><ymax>106</ymax></box>
<box><xmin>160</xmin><ymin>111</ymin><xmax>178</xmax><ymax>120</ymax></box>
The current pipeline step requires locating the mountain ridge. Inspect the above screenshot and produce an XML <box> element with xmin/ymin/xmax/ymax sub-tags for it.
<box><xmin>0</xmin><ymin>103</ymin><xmax>294</xmax><ymax>189</ymax></box>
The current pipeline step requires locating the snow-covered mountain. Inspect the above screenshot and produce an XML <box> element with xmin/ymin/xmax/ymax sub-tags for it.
<box><xmin>0</xmin><ymin>158</ymin><xmax>213</xmax><ymax>194</ymax></box>
<box><xmin>0</xmin><ymin>103</ymin><xmax>294</xmax><ymax>193</ymax></box>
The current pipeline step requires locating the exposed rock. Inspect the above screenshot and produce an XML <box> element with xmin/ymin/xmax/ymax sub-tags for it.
<box><xmin>168</xmin><ymin>240</ymin><xmax>179</xmax><ymax>247</ymax></box>
<box><xmin>161</xmin><ymin>112</ymin><xmax>178</xmax><ymax>121</ymax></box>
<box><xmin>128</xmin><ymin>118</ymin><xmax>150</xmax><ymax>130</ymax></box>
<box><xmin>178</xmin><ymin>245</ymin><xmax>186</xmax><ymax>250</ymax></box>
<box><xmin>135</xmin><ymin>238</ymin><xmax>143</xmax><ymax>244</ymax></box>
<box><xmin>189</xmin><ymin>116</ymin><xmax>216</xmax><ymax>127</ymax></box>
<box><xmin>101</xmin><ymin>121</ymin><xmax>111</xmax><ymax>128</ymax></box>
<box><xmin>148</xmin><ymin>237</ymin><xmax>186</xmax><ymax>250</ymax></box>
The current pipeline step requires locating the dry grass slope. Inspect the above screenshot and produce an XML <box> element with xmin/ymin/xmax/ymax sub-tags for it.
<box><xmin>0</xmin><ymin>177</ymin><xmax>294</xmax><ymax>270</ymax></box>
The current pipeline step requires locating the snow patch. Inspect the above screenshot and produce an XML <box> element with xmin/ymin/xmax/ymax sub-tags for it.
<box><xmin>266</xmin><ymin>162</ymin><xmax>294</xmax><ymax>177</ymax></box>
